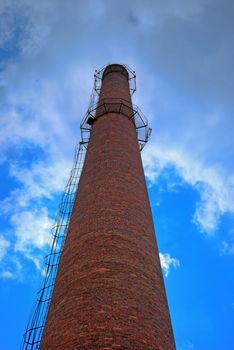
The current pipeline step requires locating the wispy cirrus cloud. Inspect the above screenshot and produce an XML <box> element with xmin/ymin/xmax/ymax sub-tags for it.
<box><xmin>0</xmin><ymin>257</ymin><xmax>22</xmax><ymax>280</ymax></box>
<box><xmin>159</xmin><ymin>252</ymin><xmax>180</xmax><ymax>277</ymax></box>
<box><xmin>0</xmin><ymin>235</ymin><xmax>10</xmax><ymax>262</ymax></box>
<box><xmin>0</xmin><ymin>236</ymin><xmax>22</xmax><ymax>280</ymax></box>
<box><xmin>143</xmin><ymin>144</ymin><xmax>234</xmax><ymax>234</ymax></box>
<box><xmin>220</xmin><ymin>228</ymin><xmax>234</xmax><ymax>256</ymax></box>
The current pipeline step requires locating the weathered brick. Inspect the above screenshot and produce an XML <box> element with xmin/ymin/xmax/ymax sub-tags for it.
<box><xmin>40</xmin><ymin>64</ymin><xmax>175</xmax><ymax>349</ymax></box>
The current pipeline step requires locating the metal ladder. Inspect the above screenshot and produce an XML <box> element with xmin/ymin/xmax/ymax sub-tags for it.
<box><xmin>21</xmin><ymin>142</ymin><xmax>86</xmax><ymax>349</ymax></box>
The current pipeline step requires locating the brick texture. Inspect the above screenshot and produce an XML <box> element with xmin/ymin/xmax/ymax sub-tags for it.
<box><xmin>40</xmin><ymin>64</ymin><xmax>176</xmax><ymax>349</ymax></box>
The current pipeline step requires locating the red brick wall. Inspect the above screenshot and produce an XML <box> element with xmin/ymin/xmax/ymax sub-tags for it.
<box><xmin>40</xmin><ymin>65</ymin><xmax>175</xmax><ymax>350</ymax></box>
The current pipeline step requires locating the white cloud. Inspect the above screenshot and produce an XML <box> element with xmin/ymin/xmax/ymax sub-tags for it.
<box><xmin>0</xmin><ymin>1</ymin><xmax>16</xmax><ymax>47</ymax></box>
<box><xmin>0</xmin><ymin>0</ymin><xmax>233</xmax><ymax>277</ymax></box>
<box><xmin>221</xmin><ymin>228</ymin><xmax>234</xmax><ymax>255</ymax></box>
<box><xmin>0</xmin><ymin>254</ymin><xmax>22</xmax><ymax>280</ymax></box>
<box><xmin>12</xmin><ymin>208</ymin><xmax>53</xmax><ymax>252</ymax></box>
<box><xmin>0</xmin><ymin>236</ymin><xmax>10</xmax><ymax>262</ymax></box>
<box><xmin>1</xmin><ymin>270</ymin><xmax>14</xmax><ymax>279</ymax></box>
<box><xmin>220</xmin><ymin>240</ymin><xmax>234</xmax><ymax>256</ymax></box>
<box><xmin>221</xmin><ymin>241</ymin><xmax>234</xmax><ymax>255</ymax></box>
<box><xmin>143</xmin><ymin>144</ymin><xmax>234</xmax><ymax>234</ymax></box>
<box><xmin>0</xmin><ymin>207</ymin><xmax>54</xmax><ymax>274</ymax></box>
<box><xmin>10</xmin><ymin>159</ymin><xmax>69</xmax><ymax>205</ymax></box>
<box><xmin>159</xmin><ymin>252</ymin><xmax>180</xmax><ymax>277</ymax></box>
<box><xmin>178</xmin><ymin>340</ymin><xmax>194</xmax><ymax>350</ymax></box>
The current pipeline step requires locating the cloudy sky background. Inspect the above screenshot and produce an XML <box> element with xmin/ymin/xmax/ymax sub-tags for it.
<box><xmin>0</xmin><ymin>0</ymin><xmax>234</xmax><ymax>349</ymax></box>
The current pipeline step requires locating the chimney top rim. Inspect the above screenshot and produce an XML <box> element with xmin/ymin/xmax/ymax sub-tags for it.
<box><xmin>102</xmin><ymin>64</ymin><xmax>129</xmax><ymax>80</ymax></box>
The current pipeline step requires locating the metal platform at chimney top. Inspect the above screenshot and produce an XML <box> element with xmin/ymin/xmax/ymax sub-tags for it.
<box><xmin>94</xmin><ymin>63</ymin><xmax>137</xmax><ymax>96</ymax></box>
<box><xmin>80</xmin><ymin>97</ymin><xmax>152</xmax><ymax>151</ymax></box>
<box><xmin>83</xmin><ymin>64</ymin><xmax>151</xmax><ymax>151</ymax></box>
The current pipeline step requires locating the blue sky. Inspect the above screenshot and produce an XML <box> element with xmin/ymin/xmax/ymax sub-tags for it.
<box><xmin>0</xmin><ymin>1</ymin><xmax>234</xmax><ymax>349</ymax></box>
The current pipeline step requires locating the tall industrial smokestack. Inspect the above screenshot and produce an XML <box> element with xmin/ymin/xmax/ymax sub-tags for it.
<box><xmin>23</xmin><ymin>64</ymin><xmax>175</xmax><ymax>349</ymax></box>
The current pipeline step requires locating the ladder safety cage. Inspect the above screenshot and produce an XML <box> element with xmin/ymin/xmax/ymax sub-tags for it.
<box><xmin>21</xmin><ymin>142</ymin><xmax>87</xmax><ymax>350</ymax></box>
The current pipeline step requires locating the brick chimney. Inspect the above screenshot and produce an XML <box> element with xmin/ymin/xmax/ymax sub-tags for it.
<box><xmin>40</xmin><ymin>64</ymin><xmax>176</xmax><ymax>349</ymax></box>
